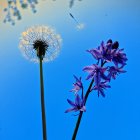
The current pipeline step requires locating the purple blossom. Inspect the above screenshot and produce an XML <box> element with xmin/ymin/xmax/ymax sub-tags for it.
<box><xmin>83</xmin><ymin>64</ymin><xmax>109</xmax><ymax>85</ymax></box>
<box><xmin>92</xmin><ymin>81</ymin><xmax>111</xmax><ymax>97</ymax></box>
<box><xmin>70</xmin><ymin>75</ymin><xmax>83</xmax><ymax>93</ymax></box>
<box><xmin>84</xmin><ymin>39</ymin><xmax>127</xmax><ymax>97</ymax></box>
<box><xmin>66</xmin><ymin>39</ymin><xmax>127</xmax><ymax>115</ymax></box>
<box><xmin>86</xmin><ymin>47</ymin><xmax>102</xmax><ymax>60</ymax></box>
<box><xmin>65</xmin><ymin>94</ymin><xmax>86</xmax><ymax>113</ymax></box>
<box><xmin>100</xmin><ymin>41</ymin><xmax>114</xmax><ymax>62</ymax></box>
<box><xmin>112</xmin><ymin>49</ymin><xmax>128</xmax><ymax>66</ymax></box>
<box><xmin>87</xmin><ymin>40</ymin><xmax>116</xmax><ymax>62</ymax></box>
<box><xmin>108</xmin><ymin>65</ymin><xmax>126</xmax><ymax>80</ymax></box>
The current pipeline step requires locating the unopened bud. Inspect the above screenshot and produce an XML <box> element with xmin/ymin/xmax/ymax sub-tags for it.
<box><xmin>112</xmin><ymin>41</ymin><xmax>119</xmax><ymax>49</ymax></box>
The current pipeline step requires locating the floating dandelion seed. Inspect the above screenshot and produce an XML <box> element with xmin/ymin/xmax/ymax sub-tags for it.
<box><xmin>76</xmin><ymin>23</ymin><xmax>85</xmax><ymax>30</ymax></box>
<box><xmin>19</xmin><ymin>25</ymin><xmax>62</xmax><ymax>140</ymax></box>
<box><xmin>19</xmin><ymin>25</ymin><xmax>62</xmax><ymax>62</ymax></box>
<box><xmin>69</xmin><ymin>13</ymin><xmax>85</xmax><ymax>30</ymax></box>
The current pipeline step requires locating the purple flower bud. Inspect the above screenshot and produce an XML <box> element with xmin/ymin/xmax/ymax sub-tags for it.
<box><xmin>112</xmin><ymin>41</ymin><xmax>119</xmax><ymax>49</ymax></box>
<box><xmin>70</xmin><ymin>75</ymin><xmax>83</xmax><ymax>93</ymax></box>
<box><xmin>107</xmin><ymin>39</ymin><xmax>113</xmax><ymax>44</ymax></box>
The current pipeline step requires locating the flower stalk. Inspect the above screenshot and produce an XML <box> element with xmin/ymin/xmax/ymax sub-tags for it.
<box><xmin>39</xmin><ymin>56</ymin><xmax>47</xmax><ymax>140</ymax></box>
<box><xmin>72</xmin><ymin>78</ymin><xmax>94</xmax><ymax>140</ymax></box>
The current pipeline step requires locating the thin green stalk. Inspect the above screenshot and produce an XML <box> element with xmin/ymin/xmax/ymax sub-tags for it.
<box><xmin>39</xmin><ymin>57</ymin><xmax>47</xmax><ymax>140</ymax></box>
<box><xmin>72</xmin><ymin>78</ymin><xmax>94</xmax><ymax>140</ymax></box>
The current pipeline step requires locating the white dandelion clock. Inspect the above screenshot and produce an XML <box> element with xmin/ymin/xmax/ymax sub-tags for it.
<box><xmin>19</xmin><ymin>25</ymin><xmax>62</xmax><ymax>62</ymax></box>
<box><xmin>19</xmin><ymin>25</ymin><xmax>62</xmax><ymax>140</ymax></box>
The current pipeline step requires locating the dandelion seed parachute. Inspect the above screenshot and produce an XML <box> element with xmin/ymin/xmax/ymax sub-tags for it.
<box><xmin>19</xmin><ymin>25</ymin><xmax>62</xmax><ymax>62</ymax></box>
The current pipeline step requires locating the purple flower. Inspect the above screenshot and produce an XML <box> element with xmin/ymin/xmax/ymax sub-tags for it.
<box><xmin>70</xmin><ymin>75</ymin><xmax>83</xmax><ymax>93</ymax></box>
<box><xmin>65</xmin><ymin>94</ymin><xmax>86</xmax><ymax>113</ymax></box>
<box><xmin>108</xmin><ymin>65</ymin><xmax>126</xmax><ymax>80</ymax></box>
<box><xmin>87</xmin><ymin>40</ymin><xmax>116</xmax><ymax>62</ymax></box>
<box><xmin>92</xmin><ymin>81</ymin><xmax>111</xmax><ymax>97</ymax></box>
<box><xmin>86</xmin><ymin>47</ymin><xmax>102</xmax><ymax>60</ymax></box>
<box><xmin>112</xmin><ymin>49</ymin><xmax>128</xmax><ymax>66</ymax></box>
<box><xmin>83</xmin><ymin>64</ymin><xmax>109</xmax><ymax>85</ymax></box>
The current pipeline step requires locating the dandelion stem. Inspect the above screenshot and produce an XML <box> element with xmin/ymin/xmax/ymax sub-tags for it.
<box><xmin>72</xmin><ymin>78</ymin><xmax>94</xmax><ymax>140</ymax></box>
<box><xmin>39</xmin><ymin>57</ymin><xmax>47</xmax><ymax>140</ymax></box>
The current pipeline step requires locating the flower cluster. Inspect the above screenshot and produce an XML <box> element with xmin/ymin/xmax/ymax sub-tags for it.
<box><xmin>3</xmin><ymin>0</ymin><xmax>39</xmax><ymax>25</ymax></box>
<box><xmin>65</xmin><ymin>39</ymin><xmax>127</xmax><ymax>113</ymax></box>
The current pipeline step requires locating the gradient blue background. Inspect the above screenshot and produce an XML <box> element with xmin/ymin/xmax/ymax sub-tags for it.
<box><xmin>0</xmin><ymin>0</ymin><xmax>140</xmax><ymax>139</ymax></box>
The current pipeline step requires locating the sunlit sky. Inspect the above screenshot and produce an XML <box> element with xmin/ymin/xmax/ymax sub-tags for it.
<box><xmin>0</xmin><ymin>0</ymin><xmax>140</xmax><ymax>140</ymax></box>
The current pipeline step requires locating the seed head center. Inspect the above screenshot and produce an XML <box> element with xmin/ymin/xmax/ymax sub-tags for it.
<box><xmin>33</xmin><ymin>40</ymin><xmax>48</xmax><ymax>59</ymax></box>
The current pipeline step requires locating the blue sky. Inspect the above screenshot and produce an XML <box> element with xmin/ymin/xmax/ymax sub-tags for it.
<box><xmin>0</xmin><ymin>0</ymin><xmax>140</xmax><ymax>140</ymax></box>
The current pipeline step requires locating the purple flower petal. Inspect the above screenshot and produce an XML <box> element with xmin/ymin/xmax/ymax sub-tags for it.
<box><xmin>83</xmin><ymin>65</ymin><xmax>96</xmax><ymax>73</ymax></box>
<box><xmin>108</xmin><ymin>65</ymin><xmax>127</xmax><ymax>80</ymax></box>
<box><xmin>84</xmin><ymin>64</ymin><xmax>109</xmax><ymax>82</ymax></box>
<box><xmin>80</xmin><ymin>106</ymin><xmax>86</xmax><ymax>112</ymax></box>
<box><xmin>67</xmin><ymin>99</ymin><xmax>76</xmax><ymax>107</ymax></box>
<box><xmin>92</xmin><ymin>81</ymin><xmax>110</xmax><ymax>97</ymax></box>
<box><xmin>86</xmin><ymin>72</ymin><xmax>94</xmax><ymax>80</ymax></box>
<box><xmin>99</xmin><ymin>89</ymin><xmax>105</xmax><ymax>97</ymax></box>
<box><xmin>65</xmin><ymin>107</ymin><xmax>77</xmax><ymax>113</ymax></box>
<box><xmin>112</xmin><ymin>48</ymin><xmax>128</xmax><ymax>66</ymax></box>
<box><xmin>75</xmin><ymin>94</ymin><xmax>81</xmax><ymax>105</ymax></box>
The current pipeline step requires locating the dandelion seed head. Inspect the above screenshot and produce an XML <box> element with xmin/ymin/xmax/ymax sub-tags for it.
<box><xmin>19</xmin><ymin>25</ymin><xmax>62</xmax><ymax>63</ymax></box>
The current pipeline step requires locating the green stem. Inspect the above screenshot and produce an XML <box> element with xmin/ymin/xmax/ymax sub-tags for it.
<box><xmin>72</xmin><ymin>78</ymin><xmax>94</xmax><ymax>140</ymax></box>
<box><xmin>39</xmin><ymin>57</ymin><xmax>47</xmax><ymax>140</ymax></box>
